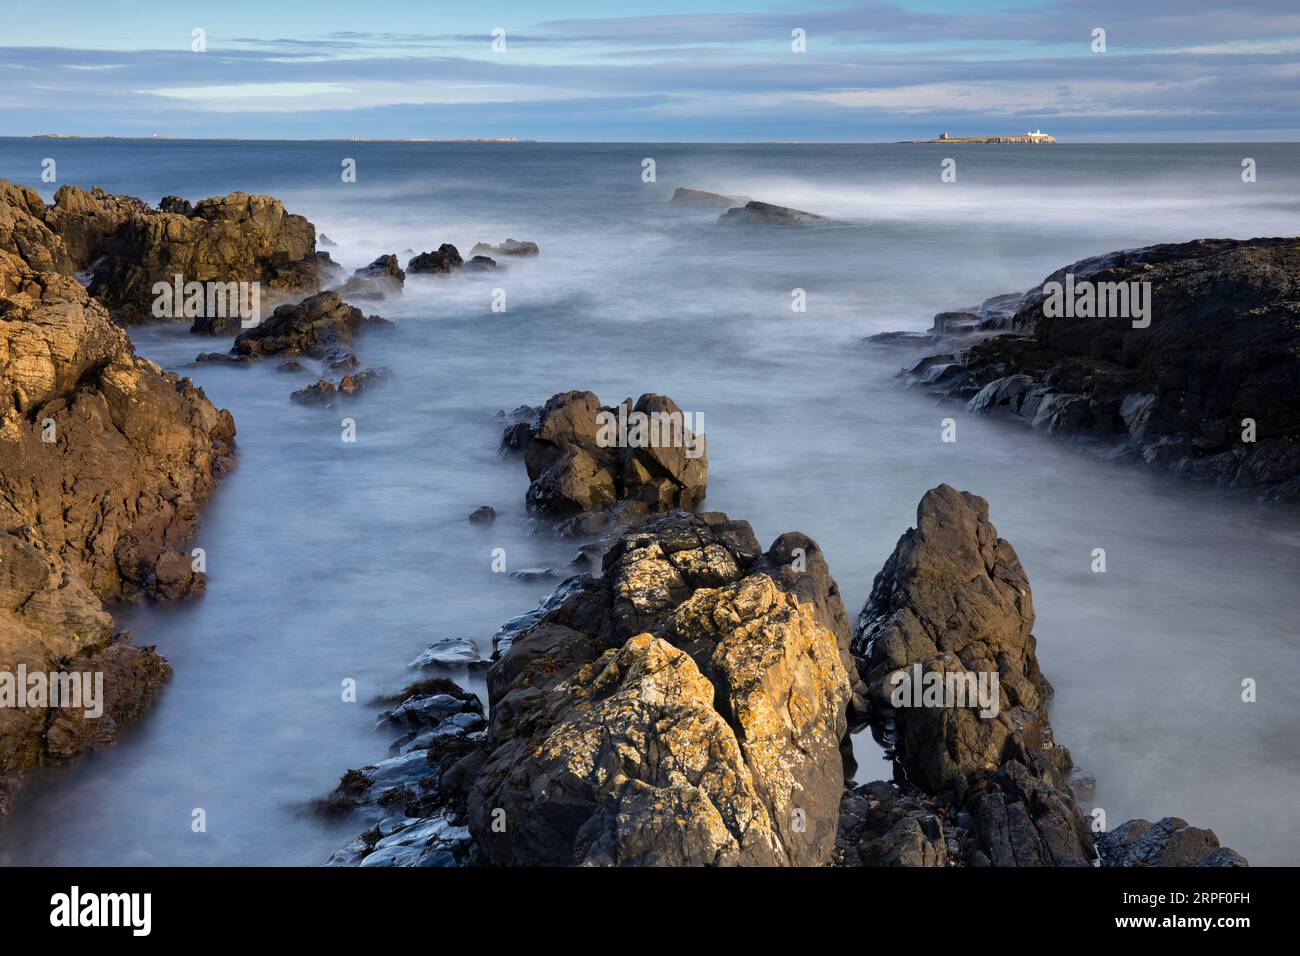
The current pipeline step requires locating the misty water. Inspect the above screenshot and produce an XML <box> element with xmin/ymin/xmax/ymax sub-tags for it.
<box><xmin>0</xmin><ymin>141</ymin><xmax>1297</xmax><ymax>865</ymax></box>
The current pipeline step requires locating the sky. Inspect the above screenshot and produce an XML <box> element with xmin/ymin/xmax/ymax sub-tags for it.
<box><xmin>1</xmin><ymin>0</ymin><xmax>1298</xmax><ymax>141</ymax></box>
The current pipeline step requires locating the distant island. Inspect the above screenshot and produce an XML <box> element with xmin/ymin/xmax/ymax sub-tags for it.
<box><xmin>905</xmin><ymin>130</ymin><xmax>1056</xmax><ymax>144</ymax></box>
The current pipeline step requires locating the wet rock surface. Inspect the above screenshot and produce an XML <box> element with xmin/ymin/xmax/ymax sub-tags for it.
<box><xmin>888</xmin><ymin>238</ymin><xmax>1300</xmax><ymax>501</ymax></box>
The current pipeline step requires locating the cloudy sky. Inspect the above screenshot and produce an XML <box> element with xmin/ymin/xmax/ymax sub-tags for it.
<box><xmin>2</xmin><ymin>0</ymin><xmax>1298</xmax><ymax>141</ymax></box>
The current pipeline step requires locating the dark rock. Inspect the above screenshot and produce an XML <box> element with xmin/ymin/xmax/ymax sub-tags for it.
<box><xmin>336</xmin><ymin>254</ymin><xmax>404</xmax><ymax>299</ymax></box>
<box><xmin>468</xmin><ymin>505</ymin><xmax>496</xmax><ymax>524</ymax></box>
<box><xmin>904</xmin><ymin>238</ymin><xmax>1300</xmax><ymax>500</ymax></box>
<box><xmin>1097</xmin><ymin>817</ymin><xmax>1248</xmax><ymax>867</ymax></box>
<box><xmin>852</xmin><ymin>484</ymin><xmax>1061</xmax><ymax>792</ymax></box>
<box><xmin>464</xmin><ymin>255</ymin><xmax>497</xmax><ymax>271</ymax></box>
<box><xmin>229</xmin><ymin>291</ymin><xmax>383</xmax><ymax>360</ymax></box>
<box><xmin>719</xmin><ymin>200</ymin><xmax>829</xmax><ymax>226</ymax></box>
<box><xmin>406</xmin><ymin>244</ymin><xmax>463</xmax><ymax>274</ymax></box>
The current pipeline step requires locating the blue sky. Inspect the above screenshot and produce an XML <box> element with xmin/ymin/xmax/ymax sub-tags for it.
<box><xmin>2</xmin><ymin>0</ymin><xmax>1298</xmax><ymax>140</ymax></box>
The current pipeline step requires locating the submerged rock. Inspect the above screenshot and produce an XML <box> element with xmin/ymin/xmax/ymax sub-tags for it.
<box><xmin>670</xmin><ymin>187</ymin><xmax>749</xmax><ymax>209</ymax></box>
<box><xmin>468</xmin><ymin>505</ymin><xmax>496</xmax><ymax>524</ymax></box>
<box><xmin>719</xmin><ymin>200</ymin><xmax>829</xmax><ymax>226</ymax></box>
<box><xmin>470</xmin><ymin>238</ymin><xmax>538</xmax><ymax>257</ymax></box>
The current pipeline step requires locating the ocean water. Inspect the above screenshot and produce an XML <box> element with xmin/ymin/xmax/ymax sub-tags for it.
<box><xmin>0</xmin><ymin>140</ymin><xmax>1297</xmax><ymax>865</ymax></box>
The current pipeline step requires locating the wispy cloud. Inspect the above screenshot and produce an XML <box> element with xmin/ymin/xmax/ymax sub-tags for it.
<box><xmin>1</xmin><ymin>1</ymin><xmax>1297</xmax><ymax>140</ymax></box>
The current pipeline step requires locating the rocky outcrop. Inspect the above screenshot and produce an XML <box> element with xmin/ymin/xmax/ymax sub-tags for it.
<box><xmin>1097</xmin><ymin>817</ymin><xmax>1248</xmax><ymax>867</ymax></box>
<box><xmin>0</xmin><ymin>267</ymin><xmax>234</xmax><ymax>811</ymax></box>
<box><xmin>507</xmin><ymin>390</ymin><xmax>707</xmax><ymax>536</ymax></box>
<box><xmin>852</xmin><ymin>484</ymin><xmax>1059</xmax><ymax>792</ymax></box>
<box><xmin>0</xmin><ymin>179</ymin><xmax>323</xmax><ymax>324</ymax></box>
<box><xmin>407</xmin><ymin>245</ymin><xmax>462</xmax><ymax>274</ymax></box>
<box><xmin>326</xmin><ymin>510</ymin><xmax>855</xmax><ymax>867</ymax></box>
<box><xmin>88</xmin><ymin>192</ymin><xmax>320</xmax><ymax>322</ymax></box>
<box><xmin>893</xmin><ymin>239</ymin><xmax>1300</xmax><ymax>501</ymax></box>
<box><xmin>335</xmin><ymin>254</ymin><xmax>404</xmax><ymax>299</ymax></box>
<box><xmin>224</xmin><ymin>291</ymin><xmax>389</xmax><ymax>363</ymax></box>
<box><xmin>837</xmin><ymin>484</ymin><xmax>1246</xmax><ymax>867</ymax></box>
<box><xmin>470</xmin><ymin>239</ymin><xmax>538</xmax><ymax>257</ymax></box>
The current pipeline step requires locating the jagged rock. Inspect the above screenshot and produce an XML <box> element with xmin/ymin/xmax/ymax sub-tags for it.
<box><xmin>852</xmin><ymin>484</ymin><xmax>1058</xmax><ymax>792</ymax></box>
<box><xmin>906</xmin><ymin>238</ymin><xmax>1300</xmax><ymax>500</ymax></box>
<box><xmin>0</xmin><ymin>273</ymin><xmax>232</xmax><ymax>808</ymax></box>
<box><xmin>1097</xmin><ymin>817</ymin><xmax>1248</xmax><ymax>867</ymax></box>
<box><xmin>227</xmin><ymin>291</ymin><xmax>387</xmax><ymax>360</ymax></box>
<box><xmin>465</xmin><ymin>510</ymin><xmax>853</xmax><ymax>866</ymax></box>
<box><xmin>838</xmin><ymin>484</ymin><xmax>1244</xmax><ymax>868</ymax></box>
<box><xmin>336</xmin><ymin>254</ymin><xmax>405</xmax><ymax>299</ymax></box>
<box><xmin>87</xmin><ymin>190</ymin><xmax>320</xmax><ymax>322</ymax></box>
<box><xmin>319</xmin><ymin>676</ymin><xmax>488</xmax><ymax>865</ymax></box>
<box><xmin>719</xmin><ymin>200</ymin><xmax>829</xmax><ymax>226</ymax></box>
<box><xmin>470</xmin><ymin>239</ymin><xmax>539</xmax><ymax>257</ymax></box>
<box><xmin>836</xmin><ymin>781</ymin><xmax>949</xmax><ymax>867</ymax></box>
<box><xmin>407</xmin><ymin>244</ymin><xmax>463</xmax><ymax>274</ymax></box>
<box><xmin>510</xmin><ymin>390</ymin><xmax>707</xmax><ymax>535</ymax></box>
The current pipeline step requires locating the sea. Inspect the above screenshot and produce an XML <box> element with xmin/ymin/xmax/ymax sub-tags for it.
<box><xmin>0</xmin><ymin>139</ymin><xmax>1297</xmax><ymax>865</ymax></box>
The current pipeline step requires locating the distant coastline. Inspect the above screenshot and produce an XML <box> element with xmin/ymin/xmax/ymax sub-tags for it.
<box><xmin>29</xmin><ymin>134</ymin><xmax>533</xmax><ymax>143</ymax></box>
<box><xmin>905</xmin><ymin>130</ymin><xmax>1056</xmax><ymax>144</ymax></box>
